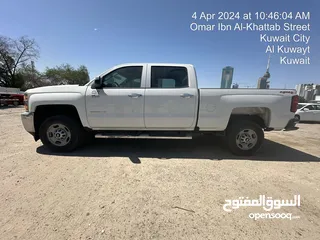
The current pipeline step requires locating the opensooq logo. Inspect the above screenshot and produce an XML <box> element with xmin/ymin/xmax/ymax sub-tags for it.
<box><xmin>222</xmin><ymin>195</ymin><xmax>301</xmax><ymax>220</ymax></box>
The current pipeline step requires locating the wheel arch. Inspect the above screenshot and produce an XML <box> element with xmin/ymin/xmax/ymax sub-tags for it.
<box><xmin>34</xmin><ymin>104</ymin><xmax>83</xmax><ymax>141</ymax></box>
<box><xmin>228</xmin><ymin>113</ymin><xmax>269</xmax><ymax>129</ymax></box>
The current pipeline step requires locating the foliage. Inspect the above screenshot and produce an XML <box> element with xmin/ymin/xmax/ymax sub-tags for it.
<box><xmin>18</xmin><ymin>64</ymin><xmax>50</xmax><ymax>91</ymax></box>
<box><xmin>44</xmin><ymin>64</ymin><xmax>90</xmax><ymax>86</ymax></box>
<box><xmin>0</xmin><ymin>35</ymin><xmax>90</xmax><ymax>89</ymax></box>
<box><xmin>298</xmin><ymin>96</ymin><xmax>306</xmax><ymax>103</ymax></box>
<box><xmin>0</xmin><ymin>36</ymin><xmax>39</xmax><ymax>88</ymax></box>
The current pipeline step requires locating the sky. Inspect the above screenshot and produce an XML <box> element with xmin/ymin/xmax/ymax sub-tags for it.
<box><xmin>1</xmin><ymin>0</ymin><xmax>319</xmax><ymax>88</ymax></box>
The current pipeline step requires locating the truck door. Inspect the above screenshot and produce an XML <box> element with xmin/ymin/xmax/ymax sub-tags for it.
<box><xmin>85</xmin><ymin>65</ymin><xmax>146</xmax><ymax>129</ymax></box>
<box><xmin>144</xmin><ymin>65</ymin><xmax>198</xmax><ymax>129</ymax></box>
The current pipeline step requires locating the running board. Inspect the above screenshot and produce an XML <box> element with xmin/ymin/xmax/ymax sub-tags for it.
<box><xmin>95</xmin><ymin>134</ymin><xmax>193</xmax><ymax>140</ymax></box>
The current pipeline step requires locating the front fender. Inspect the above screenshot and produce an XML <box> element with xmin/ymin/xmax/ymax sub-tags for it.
<box><xmin>28</xmin><ymin>92</ymin><xmax>90</xmax><ymax>128</ymax></box>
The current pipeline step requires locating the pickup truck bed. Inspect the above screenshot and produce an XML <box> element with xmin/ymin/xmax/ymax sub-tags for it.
<box><xmin>198</xmin><ymin>88</ymin><xmax>295</xmax><ymax>131</ymax></box>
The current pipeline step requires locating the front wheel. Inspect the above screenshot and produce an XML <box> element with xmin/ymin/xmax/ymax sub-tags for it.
<box><xmin>226</xmin><ymin>121</ymin><xmax>264</xmax><ymax>156</ymax></box>
<box><xmin>39</xmin><ymin>115</ymin><xmax>85</xmax><ymax>152</ymax></box>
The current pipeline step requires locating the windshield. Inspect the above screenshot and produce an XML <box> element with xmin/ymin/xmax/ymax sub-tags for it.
<box><xmin>297</xmin><ymin>104</ymin><xmax>305</xmax><ymax>109</ymax></box>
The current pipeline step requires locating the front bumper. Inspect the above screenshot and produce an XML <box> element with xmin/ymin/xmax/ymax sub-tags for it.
<box><xmin>21</xmin><ymin>112</ymin><xmax>35</xmax><ymax>134</ymax></box>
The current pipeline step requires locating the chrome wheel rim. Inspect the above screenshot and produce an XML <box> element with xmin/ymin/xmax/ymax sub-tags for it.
<box><xmin>47</xmin><ymin>123</ymin><xmax>71</xmax><ymax>147</ymax></box>
<box><xmin>236</xmin><ymin>129</ymin><xmax>258</xmax><ymax>150</ymax></box>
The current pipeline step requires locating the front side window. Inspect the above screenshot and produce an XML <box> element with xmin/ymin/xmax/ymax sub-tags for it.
<box><xmin>151</xmin><ymin>66</ymin><xmax>188</xmax><ymax>88</ymax></box>
<box><xmin>102</xmin><ymin>66</ymin><xmax>142</xmax><ymax>88</ymax></box>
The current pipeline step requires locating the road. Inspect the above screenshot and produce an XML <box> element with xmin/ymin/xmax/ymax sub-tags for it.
<box><xmin>0</xmin><ymin>107</ymin><xmax>319</xmax><ymax>240</ymax></box>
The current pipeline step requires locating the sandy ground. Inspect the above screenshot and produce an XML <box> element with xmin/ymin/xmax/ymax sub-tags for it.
<box><xmin>0</xmin><ymin>106</ymin><xmax>319</xmax><ymax>240</ymax></box>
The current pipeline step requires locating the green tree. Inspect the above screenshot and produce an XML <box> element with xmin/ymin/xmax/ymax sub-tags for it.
<box><xmin>298</xmin><ymin>96</ymin><xmax>306</xmax><ymax>103</ymax></box>
<box><xmin>0</xmin><ymin>35</ymin><xmax>40</xmax><ymax>88</ymax></box>
<box><xmin>18</xmin><ymin>64</ymin><xmax>49</xmax><ymax>91</ymax></box>
<box><xmin>44</xmin><ymin>64</ymin><xmax>90</xmax><ymax>85</ymax></box>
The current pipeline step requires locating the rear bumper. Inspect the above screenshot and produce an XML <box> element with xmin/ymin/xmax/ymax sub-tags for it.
<box><xmin>21</xmin><ymin>112</ymin><xmax>35</xmax><ymax>135</ymax></box>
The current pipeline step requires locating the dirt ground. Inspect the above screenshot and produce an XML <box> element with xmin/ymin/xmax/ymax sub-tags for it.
<box><xmin>0</xmin><ymin>106</ymin><xmax>319</xmax><ymax>240</ymax></box>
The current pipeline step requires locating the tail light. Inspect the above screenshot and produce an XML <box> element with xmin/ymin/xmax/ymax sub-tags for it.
<box><xmin>24</xmin><ymin>94</ymin><xmax>29</xmax><ymax>111</ymax></box>
<box><xmin>290</xmin><ymin>95</ymin><xmax>299</xmax><ymax>112</ymax></box>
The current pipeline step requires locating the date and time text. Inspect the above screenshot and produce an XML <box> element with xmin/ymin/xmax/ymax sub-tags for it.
<box><xmin>190</xmin><ymin>12</ymin><xmax>311</xmax><ymax>65</ymax></box>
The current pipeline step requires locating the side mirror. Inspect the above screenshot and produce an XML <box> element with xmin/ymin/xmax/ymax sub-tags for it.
<box><xmin>91</xmin><ymin>76</ymin><xmax>102</xmax><ymax>89</ymax></box>
<box><xmin>303</xmin><ymin>108</ymin><xmax>309</xmax><ymax>111</ymax></box>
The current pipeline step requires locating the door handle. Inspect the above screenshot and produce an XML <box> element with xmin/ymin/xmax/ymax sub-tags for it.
<box><xmin>180</xmin><ymin>93</ymin><xmax>194</xmax><ymax>98</ymax></box>
<box><xmin>128</xmin><ymin>93</ymin><xmax>142</xmax><ymax>98</ymax></box>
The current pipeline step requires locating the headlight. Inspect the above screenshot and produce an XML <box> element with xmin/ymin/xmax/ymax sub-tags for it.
<box><xmin>24</xmin><ymin>94</ymin><xmax>28</xmax><ymax>111</ymax></box>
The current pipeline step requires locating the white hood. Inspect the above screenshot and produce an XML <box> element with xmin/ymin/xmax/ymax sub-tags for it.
<box><xmin>26</xmin><ymin>85</ymin><xmax>87</xmax><ymax>94</ymax></box>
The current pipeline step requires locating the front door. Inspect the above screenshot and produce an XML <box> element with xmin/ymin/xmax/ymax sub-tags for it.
<box><xmin>85</xmin><ymin>65</ymin><xmax>146</xmax><ymax>129</ymax></box>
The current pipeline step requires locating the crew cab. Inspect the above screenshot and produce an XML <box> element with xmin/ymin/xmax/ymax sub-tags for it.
<box><xmin>21</xmin><ymin>63</ymin><xmax>298</xmax><ymax>155</ymax></box>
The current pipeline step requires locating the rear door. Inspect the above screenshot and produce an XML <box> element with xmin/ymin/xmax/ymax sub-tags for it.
<box><xmin>144</xmin><ymin>65</ymin><xmax>198</xmax><ymax>129</ymax></box>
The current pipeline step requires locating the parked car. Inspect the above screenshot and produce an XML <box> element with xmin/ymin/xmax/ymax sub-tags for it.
<box><xmin>0</xmin><ymin>92</ymin><xmax>24</xmax><ymax>106</ymax></box>
<box><xmin>295</xmin><ymin>103</ymin><xmax>320</xmax><ymax>122</ymax></box>
<box><xmin>21</xmin><ymin>63</ymin><xmax>298</xmax><ymax>156</ymax></box>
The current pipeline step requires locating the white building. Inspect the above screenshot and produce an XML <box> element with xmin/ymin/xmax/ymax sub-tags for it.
<box><xmin>295</xmin><ymin>84</ymin><xmax>306</xmax><ymax>97</ymax></box>
<box><xmin>295</xmin><ymin>83</ymin><xmax>320</xmax><ymax>102</ymax></box>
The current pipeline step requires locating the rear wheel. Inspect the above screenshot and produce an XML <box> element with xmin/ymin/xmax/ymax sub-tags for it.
<box><xmin>39</xmin><ymin>115</ymin><xmax>85</xmax><ymax>152</ymax></box>
<box><xmin>226</xmin><ymin>121</ymin><xmax>264</xmax><ymax>156</ymax></box>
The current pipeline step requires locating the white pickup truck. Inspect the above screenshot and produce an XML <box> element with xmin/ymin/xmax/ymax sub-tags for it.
<box><xmin>21</xmin><ymin>63</ymin><xmax>298</xmax><ymax>155</ymax></box>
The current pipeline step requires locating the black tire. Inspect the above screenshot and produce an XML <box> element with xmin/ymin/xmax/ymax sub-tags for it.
<box><xmin>294</xmin><ymin>115</ymin><xmax>300</xmax><ymax>122</ymax></box>
<box><xmin>39</xmin><ymin>115</ymin><xmax>85</xmax><ymax>152</ymax></box>
<box><xmin>226</xmin><ymin>121</ymin><xmax>264</xmax><ymax>156</ymax></box>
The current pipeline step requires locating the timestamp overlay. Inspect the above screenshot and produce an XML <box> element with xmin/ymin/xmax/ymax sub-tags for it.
<box><xmin>190</xmin><ymin>12</ymin><xmax>311</xmax><ymax>65</ymax></box>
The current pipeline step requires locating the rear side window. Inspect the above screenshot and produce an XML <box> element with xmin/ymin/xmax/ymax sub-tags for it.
<box><xmin>151</xmin><ymin>66</ymin><xmax>188</xmax><ymax>88</ymax></box>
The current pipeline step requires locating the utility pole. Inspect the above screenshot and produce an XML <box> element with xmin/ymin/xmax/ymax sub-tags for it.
<box><xmin>31</xmin><ymin>61</ymin><xmax>35</xmax><ymax>86</ymax></box>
